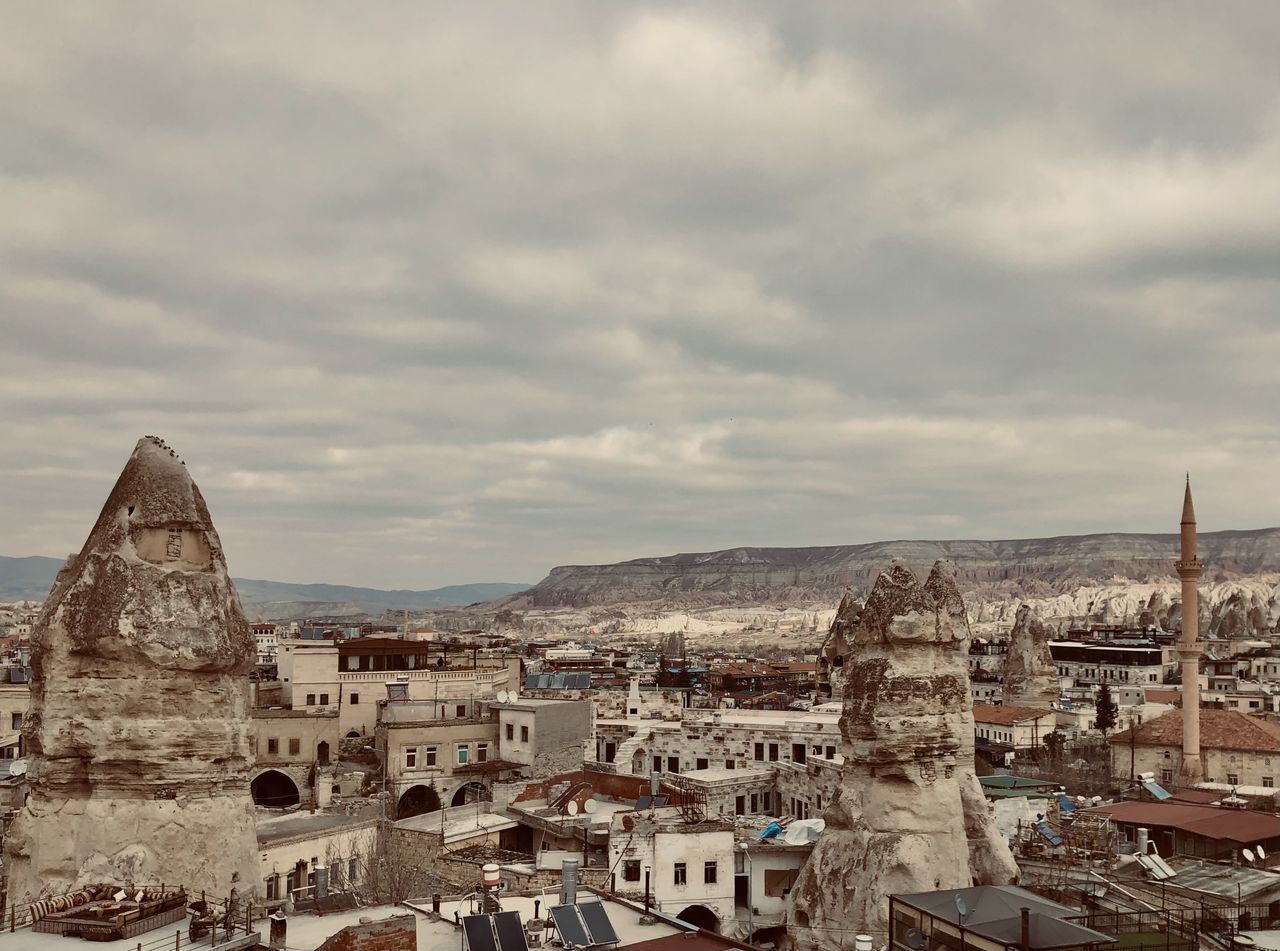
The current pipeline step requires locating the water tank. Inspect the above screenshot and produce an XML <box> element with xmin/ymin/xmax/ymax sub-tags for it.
<box><xmin>855</xmin><ymin>936</ymin><xmax>874</xmax><ymax>951</ymax></box>
<box><xmin>1136</xmin><ymin>827</ymin><xmax>1149</xmax><ymax>855</ymax></box>
<box><xmin>561</xmin><ymin>860</ymin><xmax>579</xmax><ymax>905</ymax></box>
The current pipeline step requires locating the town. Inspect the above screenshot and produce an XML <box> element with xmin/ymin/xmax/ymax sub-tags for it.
<box><xmin>1</xmin><ymin>439</ymin><xmax>1279</xmax><ymax>951</ymax></box>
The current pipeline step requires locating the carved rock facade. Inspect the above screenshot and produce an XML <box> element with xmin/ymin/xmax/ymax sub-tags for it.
<box><xmin>787</xmin><ymin>560</ymin><xmax>1018</xmax><ymax>948</ymax></box>
<box><xmin>4</xmin><ymin>438</ymin><xmax>258</xmax><ymax>901</ymax></box>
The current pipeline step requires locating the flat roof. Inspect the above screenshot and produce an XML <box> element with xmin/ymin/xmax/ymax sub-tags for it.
<box><xmin>1086</xmin><ymin>800</ymin><xmax>1280</xmax><ymax>844</ymax></box>
<box><xmin>256</xmin><ymin>811</ymin><xmax>376</xmax><ymax>847</ymax></box>
<box><xmin>438</xmin><ymin>893</ymin><xmax>688</xmax><ymax>948</ymax></box>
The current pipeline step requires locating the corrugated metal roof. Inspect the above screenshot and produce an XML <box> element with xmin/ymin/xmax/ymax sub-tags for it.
<box><xmin>1087</xmin><ymin>800</ymin><xmax>1280</xmax><ymax>844</ymax></box>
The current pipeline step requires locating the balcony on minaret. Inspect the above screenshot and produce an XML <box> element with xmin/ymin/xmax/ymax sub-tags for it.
<box><xmin>1175</xmin><ymin>558</ymin><xmax>1202</xmax><ymax>576</ymax></box>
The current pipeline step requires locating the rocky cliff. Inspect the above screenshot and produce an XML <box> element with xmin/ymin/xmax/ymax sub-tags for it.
<box><xmin>4</xmin><ymin>438</ymin><xmax>259</xmax><ymax>902</ymax></box>
<box><xmin>1002</xmin><ymin>604</ymin><xmax>1059</xmax><ymax>707</ymax></box>
<box><xmin>521</xmin><ymin>529</ymin><xmax>1280</xmax><ymax>608</ymax></box>
<box><xmin>787</xmin><ymin>561</ymin><xmax>1018</xmax><ymax>948</ymax></box>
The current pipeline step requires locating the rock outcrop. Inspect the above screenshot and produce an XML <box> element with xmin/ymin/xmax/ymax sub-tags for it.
<box><xmin>1002</xmin><ymin>603</ymin><xmax>1060</xmax><ymax>707</ymax></box>
<box><xmin>4</xmin><ymin>438</ymin><xmax>258</xmax><ymax>902</ymax></box>
<box><xmin>816</xmin><ymin>590</ymin><xmax>861</xmax><ymax>701</ymax></box>
<box><xmin>787</xmin><ymin>560</ymin><xmax>1018</xmax><ymax>948</ymax></box>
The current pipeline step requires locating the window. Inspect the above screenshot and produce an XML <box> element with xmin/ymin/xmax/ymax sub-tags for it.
<box><xmin>725</xmin><ymin>759</ymin><xmax>735</xmax><ymax>770</ymax></box>
<box><xmin>753</xmin><ymin>742</ymin><xmax>764</xmax><ymax>761</ymax></box>
<box><xmin>826</xmin><ymin>746</ymin><xmax>836</xmax><ymax>758</ymax></box>
<box><xmin>1228</xmin><ymin>773</ymin><xmax>1240</xmax><ymax>786</ymax></box>
<box><xmin>10</xmin><ymin>713</ymin><xmax>21</xmax><ymax>730</ymax></box>
<box><xmin>350</xmin><ymin>693</ymin><xmax>359</xmax><ymax>705</ymax></box>
<box><xmin>521</xmin><ymin>726</ymin><xmax>529</xmax><ymax>742</ymax></box>
<box><xmin>1161</xmin><ymin>769</ymin><xmax>1174</xmax><ymax>784</ymax></box>
<box><xmin>319</xmin><ymin>693</ymin><xmax>329</xmax><ymax>706</ymax></box>
<box><xmin>425</xmin><ymin>746</ymin><xmax>437</xmax><ymax>767</ymax></box>
<box><xmin>477</xmin><ymin>742</ymin><xmax>489</xmax><ymax>763</ymax></box>
<box><xmin>405</xmin><ymin>747</ymin><xmax>418</xmax><ymax>769</ymax></box>
<box><xmin>265</xmin><ymin>875</ymin><xmax>279</xmax><ymax>900</ymax></box>
<box><xmin>457</xmin><ymin>704</ymin><xmax>467</xmax><ymax>718</ymax></box>
<box><xmin>457</xmin><ymin>745</ymin><xmax>470</xmax><ymax>765</ymax></box>
<box><xmin>792</xmin><ymin>743</ymin><xmax>807</xmax><ymax>764</ymax></box>
<box><xmin>704</xmin><ymin>861</ymin><xmax>717</xmax><ymax>884</ymax></box>
<box><xmin>348</xmin><ymin>857</ymin><xmax>358</xmax><ymax>882</ymax></box>
<box><xmin>735</xmin><ymin>795</ymin><xmax>745</xmax><ymax>816</ymax></box>
<box><xmin>623</xmin><ymin>860</ymin><xmax>641</xmax><ymax>882</ymax></box>
<box><xmin>1265</xmin><ymin>777</ymin><xmax>1275</xmax><ymax>789</ymax></box>
<box><xmin>673</xmin><ymin>862</ymin><xmax>687</xmax><ymax>886</ymax></box>
<box><xmin>506</xmin><ymin>724</ymin><xmax>514</xmax><ymax>741</ymax></box>
<box><xmin>764</xmin><ymin>868</ymin><xmax>798</xmax><ymax>897</ymax></box>
<box><xmin>696</xmin><ymin>758</ymin><xmax>708</xmax><ymax>770</ymax></box>
<box><xmin>305</xmin><ymin>693</ymin><xmax>316</xmax><ymax>706</ymax></box>
<box><xmin>667</xmin><ymin>756</ymin><xmax>679</xmax><ymax>774</ymax></box>
<box><xmin>750</xmin><ymin>793</ymin><xmax>759</xmax><ymax>813</ymax></box>
<box><xmin>288</xmin><ymin>738</ymin><xmax>300</xmax><ymax>756</ymax></box>
<box><xmin>267</xmin><ymin>738</ymin><xmax>279</xmax><ymax>755</ymax></box>
<box><xmin>768</xmin><ymin>743</ymin><xmax>779</xmax><ymax>762</ymax></box>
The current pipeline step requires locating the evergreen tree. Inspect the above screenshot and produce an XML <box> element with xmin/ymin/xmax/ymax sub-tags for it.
<box><xmin>1096</xmin><ymin>682</ymin><xmax>1118</xmax><ymax>734</ymax></box>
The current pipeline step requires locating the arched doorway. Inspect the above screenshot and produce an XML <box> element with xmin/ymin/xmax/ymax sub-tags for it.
<box><xmin>251</xmin><ymin>770</ymin><xmax>300</xmax><ymax>808</ymax></box>
<box><xmin>677</xmin><ymin>905</ymin><xmax>719</xmax><ymax>932</ymax></box>
<box><xmin>397</xmin><ymin>784</ymin><xmax>442</xmax><ymax>820</ymax></box>
<box><xmin>451</xmin><ymin>781</ymin><xmax>489</xmax><ymax>807</ymax></box>
<box><xmin>316</xmin><ymin>741</ymin><xmax>330</xmax><ymax>767</ymax></box>
<box><xmin>631</xmin><ymin>749</ymin><xmax>647</xmax><ymax>775</ymax></box>
<box><xmin>345</xmin><ymin>730</ymin><xmax>361</xmax><ymax>739</ymax></box>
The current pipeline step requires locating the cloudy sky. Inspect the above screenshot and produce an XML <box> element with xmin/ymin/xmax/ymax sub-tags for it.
<box><xmin>4</xmin><ymin>3</ymin><xmax>1280</xmax><ymax>589</ymax></box>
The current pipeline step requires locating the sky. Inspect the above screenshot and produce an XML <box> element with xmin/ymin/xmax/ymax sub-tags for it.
<box><xmin>4</xmin><ymin>3</ymin><xmax>1280</xmax><ymax>590</ymax></box>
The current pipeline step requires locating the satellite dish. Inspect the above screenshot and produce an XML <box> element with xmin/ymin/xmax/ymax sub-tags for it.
<box><xmin>955</xmin><ymin>895</ymin><xmax>968</xmax><ymax>919</ymax></box>
<box><xmin>8</xmin><ymin>759</ymin><xmax>26</xmax><ymax>777</ymax></box>
<box><xmin>566</xmin><ymin>801</ymin><xmax>579</xmax><ymax>816</ymax></box>
<box><xmin>583</xmin><ymin>799</ymin><xmax>598</xmax><ymax>814</ymax></box>
<box><xmin>1259</xmin><ymin>845</ymin><xmax>1268</xmax><ymax>860</ymax></box>
<box><xmin>906</xmin><ymin>929</ymin><xmax>925</xmax><ymax>950</ymax></box>
<box><xmin>496</xmin><ymin>690</ymin><xmax>509</xmax><ymax>704</ymax></box>
<box><xmin>1245</xmin><ymin>848</ymin><xmax>1257</xmax><ymax>863</ymax></box>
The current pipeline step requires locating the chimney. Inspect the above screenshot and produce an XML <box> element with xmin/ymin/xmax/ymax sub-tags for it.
<box><xmin>269</xmin><ymin>912</ymin><xmax>287</xmax><ymax>951</ymax></box>
<box><xmin>1021</xmin><ymin>907</ymin><xmax>1031</xmax><ymax>951</ymax></box>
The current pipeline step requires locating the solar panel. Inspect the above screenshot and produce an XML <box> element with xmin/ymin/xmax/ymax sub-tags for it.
<box><xmin>524</xmin><ymin>675</ymin><xmax>540</xmax><ymax>689</ymax></box>
<box><xmin>653</xmin><ymin>795</ymin><xmax>668</xmax><ymax>807</ymax></box>
<box><xmin>493</xmin><ymin>911</ymin><xmax>529</xmax><ymax>951</ymax></box>
<box><xmin>635</xmin><ymin>795</ymin><xmax>652</xmax><ymax>810</ymax></box>
<box><xmin>579</xmin><ymin>901</ymin><xmax>620</xmax><ymax>946</ymax></box>
<box><xmin>1035</xmin><ymin>821</ymin><xmax>1063</xmax><ymax>847</ymax></box>
<box><xmin>550</xmin><ymin>904</ymin><xmax>592</xmax><ymax>949</ymax></box>
<box><xmin>1143</xmin><ymin>780</ymin><xmax>1172</xmax><ymax>801</ymax></box>
<box><xmin>463</xmin><ymin>915</ymin><xmax>499</xmax><ymax>951</ymax></box>
<box><xmin>1057</xmin><ymin>795</ymin><xmax>1076</xmax><ymax>813</ymax></box>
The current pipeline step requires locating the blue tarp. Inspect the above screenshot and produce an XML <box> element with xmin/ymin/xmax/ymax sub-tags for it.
<box><xmin>758</xmin><ymin>821</ymin><xmax>783</xmax><ymax>841</ymax></box>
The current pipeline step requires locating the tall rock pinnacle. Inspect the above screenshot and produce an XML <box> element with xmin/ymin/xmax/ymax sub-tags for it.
<box><xmin>1002</xmin><ymin>603</ymin><xmax>1060</xmax><ymax>708</ymax></box>
<box><xmin>787</xmin><ymin>560</ymin><xmax>1018</xmax><ymax>947</ymax></box>
<box><xmin>4</xmin><ymin>437</ymin><xmax>258</xmax><ymax>901</ymax></box>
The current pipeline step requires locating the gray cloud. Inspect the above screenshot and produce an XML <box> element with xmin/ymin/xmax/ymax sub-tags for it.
<box><xmin>4</xmin><ymin>2</ymin><xmax>1279</xmax><ymax>588</ymax></box>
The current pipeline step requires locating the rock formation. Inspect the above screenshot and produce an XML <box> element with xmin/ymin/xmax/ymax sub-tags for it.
<box><xmin>4</xmin><ymin>437</ymin><xmax>259</xmax><ymax>902</ymax></box>
<box><xmin>1002</xmin><ymin>603</ymin><xmax>1060</xmax><ymax>707</ymax></box>
<box><xmin>816</xmin><ymin>590</ymin><xmax>861</xmax><ymax>702</ymax></box>
<box><xmin>787</xmin><ymin>560</ymin><xmax>1018</xmax><ymax>948</ymax></box>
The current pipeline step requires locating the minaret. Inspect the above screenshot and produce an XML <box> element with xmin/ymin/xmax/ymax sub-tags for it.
<box><xmin>1176</xmin><ymin>477</ymin><xmax>1204</xmax><ymax>784</ymax></box>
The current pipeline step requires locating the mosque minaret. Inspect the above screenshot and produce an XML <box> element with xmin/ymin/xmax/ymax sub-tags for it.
<box><xmin>1176</xmin><ymin>477</ymin><xmax>1204</xmax><ymax>784</ymax></box>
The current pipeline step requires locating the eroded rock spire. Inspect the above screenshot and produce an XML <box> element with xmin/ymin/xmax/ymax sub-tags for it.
<box><xmin>4</xmin><ymin>437</ymin><xmax>258</xmax><ymax>900</ymax></box>
<box><xmin>787</xmin><ymin>560</ymin><xmax>1018</xmax><ymax>947</ymax></box>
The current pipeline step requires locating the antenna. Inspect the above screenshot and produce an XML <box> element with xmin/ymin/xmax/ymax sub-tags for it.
<box><xmin>955</xmin><ymin>895</ymin><xmax>967</xmax><ymax>922</ymax></box>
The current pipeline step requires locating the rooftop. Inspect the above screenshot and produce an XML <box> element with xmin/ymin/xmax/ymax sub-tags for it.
<box><xmin>972</xmin><ymin>703</ymin><xmax>1057</xmax><ymax>726</ymax></box>
<box><xmin>1108</xmin><ymin>708</ymin><xmax>1280</xmax><ymax>753</ymax></box>
<box><xmin>895</xmin><ymin>885</ymin><xmax>1116</xmax><ymax>950</ymax></box>
<box><xmin>256</xmin><ymin>810</ymin><xmax>376</xmax><ymax>847</ymax></box>
<box><xmin>395</xmin><ymin>804</ymin><xmax>518</xmax><ymax>843</ymax></box>
<box><xmin>1086</xmin><ymin>799</ymin><xmax>1280</xmax><ymax>844</ymax></box>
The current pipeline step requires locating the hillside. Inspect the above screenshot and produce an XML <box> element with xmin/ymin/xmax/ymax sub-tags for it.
<box><xmin>0</xmin><ymin>556</ymin><xmax>527</xmax><ymax>617</ymax></box>
<box><xmin>519</xmin><ymin>528</ymin><xmax>1280</xmax><ymax>607</ymax></box>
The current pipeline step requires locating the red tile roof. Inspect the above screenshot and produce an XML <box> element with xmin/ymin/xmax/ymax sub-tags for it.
<box><xmin>1107</xmin><ymin>708</ymin><xmax>1280</xmax><ymax>753</ymax></box>
<box><xmin>972</xmin><ymin>703</ymin><xmax>1056</xmax><ymax>726</ymax></box>
<box><xmin>1144</xmin><ymin>689</ymin><xmax>1183</xmax><ymax>706</ymax></box>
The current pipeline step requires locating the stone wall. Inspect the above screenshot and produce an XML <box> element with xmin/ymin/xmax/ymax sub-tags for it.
<box><xmin>315</xmin><ymin>914</ymin><xmax>416</xmax><ymax>951</ymax></box>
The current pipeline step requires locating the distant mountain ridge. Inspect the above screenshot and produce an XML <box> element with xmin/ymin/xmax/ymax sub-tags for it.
<box><xmin>0</xmin><ymin>555</ymin><xmax>527</xmax><ymax>615</ymax></box>
<box><xmin>520</xmin><ymin>528</ymin><xmax>1280</xmax><ymax>607</ymax></box>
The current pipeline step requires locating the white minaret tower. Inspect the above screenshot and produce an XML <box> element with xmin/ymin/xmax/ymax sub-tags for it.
<box><xmin>1176</xmin><ymin>477</ymin><xmax>1203</xmax><ymax>784</ymax></box>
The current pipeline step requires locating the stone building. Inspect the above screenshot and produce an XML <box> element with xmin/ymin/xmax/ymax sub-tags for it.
<box><xmin>1108</xmin><ymin>707</ymin><xmax>1280</xmax><ymax>787</ymax></box>
<box><xmin>251</xmin><ymin>707</ymin><xmax>341</xmax><ymax>808</ymax></box>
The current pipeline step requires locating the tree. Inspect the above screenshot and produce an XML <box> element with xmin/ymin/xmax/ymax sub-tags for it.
<box><xmin>1096</xmin><ymin>683</ymin><xmax>1118</xmax><ymax>735</ymax></box>
<box><xmin>1043</xmin><ymin>730</ymin><xmax>1065</xmax><ymax>764</ymax></box>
